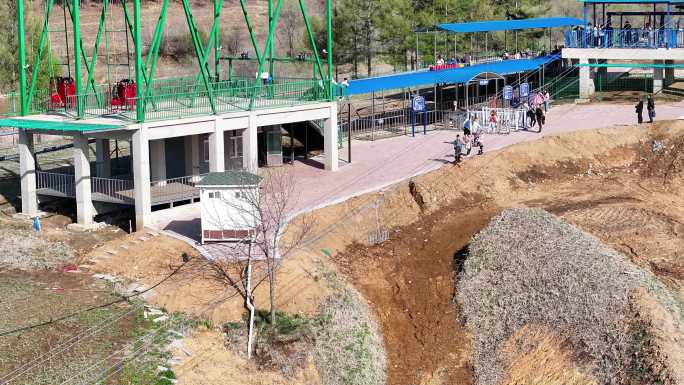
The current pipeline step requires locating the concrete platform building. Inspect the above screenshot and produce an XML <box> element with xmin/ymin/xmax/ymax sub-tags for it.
<box><xmin>563</xmin><ymin>0</ymin><xmax>684</xmax><ymax>98</ymax></box>
<box><xmin>4</xmin><ymin>0</ymin><xmax>339</xmax><ymax>230</ymax></box>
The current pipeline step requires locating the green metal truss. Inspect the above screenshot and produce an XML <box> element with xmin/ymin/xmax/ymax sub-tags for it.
<box><xmin>14</xmin><ymin>0</ymin><xmax>336</xmax><ymax>123</ymax></box>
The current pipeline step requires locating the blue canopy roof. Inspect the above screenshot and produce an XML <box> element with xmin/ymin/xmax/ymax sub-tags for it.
<box><xmin>345</xmin><ymin>56</ymin><xmax>559</xmax><ymax>96</ymax></box>
<box><xmin>437</xmin><ymin>17</ymin><xmax>585</xmax><ymax>34</ymax></box>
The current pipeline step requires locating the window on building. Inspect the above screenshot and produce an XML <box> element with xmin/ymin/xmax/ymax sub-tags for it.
<box><xmin>230</xmin><ymin>131</ymin><xmax>243</xmax><ymax>160</ymax></box>
<box><xmin>267</xmin><ymin>129</ymin><xmax>282</xmax><ymax>155</ymax></box>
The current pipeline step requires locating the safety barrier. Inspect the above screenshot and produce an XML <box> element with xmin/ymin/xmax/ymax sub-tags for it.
<box><xmin>6</xmin><ymin>78</ymin><xmax>332</xmax><ymax>122</ymax></box>
<box><xmin>36</xmin><ymin>171</ymin><xmax>75</xmax><ymax>197</ymax></box>
<box><xmin>91</xmin><ymin>176</ymin><xmax>134</xmax><ymax>203</ymax></box>
<box><xmin>340</xmin><ymin>109</ymin><xmax>450</xmax><ymax>140</ymax></box>
<box><xmin>565</xmin><ymin>27</ymin><xmax>683</xmax><ymax>49</ymax></box>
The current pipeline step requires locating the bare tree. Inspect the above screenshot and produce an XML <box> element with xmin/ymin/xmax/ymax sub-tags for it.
<box><xmin>280</xmin><ymin>1</ymin><xmax>300</xmax><ymax>57</ymax></box>
<box><xmin>201</xmin><ymin>168</ymin><xmax>313</xmax><ymax>357</ymax></box>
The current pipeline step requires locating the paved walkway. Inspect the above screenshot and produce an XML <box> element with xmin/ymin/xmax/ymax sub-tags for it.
<box><xmin>150</xmin><ymin>101</ymin><xmax>684</xmax><ymax>245</ymax></box>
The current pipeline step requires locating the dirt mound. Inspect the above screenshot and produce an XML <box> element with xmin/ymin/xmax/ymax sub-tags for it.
<box><xmin>456</xmin><ymin>208</ymin><xmax>683</xmax><ymax>385</ymax></box>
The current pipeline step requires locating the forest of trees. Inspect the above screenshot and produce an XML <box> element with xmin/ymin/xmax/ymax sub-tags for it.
<box><xmin>329</xmin><ymin>0</ymin><xmax>551</xmax><ymax>77</ymax></box>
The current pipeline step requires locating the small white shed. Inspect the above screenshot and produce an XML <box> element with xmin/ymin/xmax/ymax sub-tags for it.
<box><xmin>198</xmin><ymin>170</ymin><xmax>262</xmax><ymax>244</ymax></box>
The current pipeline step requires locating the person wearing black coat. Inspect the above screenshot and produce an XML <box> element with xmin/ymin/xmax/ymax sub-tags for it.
<box><xmin>535</xmin><ymin>106</ymin><xmax>545</xmax><ymax>132</ymax></box>
<box><xmin>635</xmin><ymin>98</ymin><xmax>644</xmax><ymax>124</ymax></box>
<box><xmin>647</xmin><ymin>95</ymin><xmax>655</xmax><ymax>123</ymax></box>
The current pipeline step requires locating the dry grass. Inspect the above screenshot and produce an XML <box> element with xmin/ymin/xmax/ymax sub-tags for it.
<box><xmin>0</xmin><ymin>227</ymin><xmax>74</xmax><ymax>271</ymax></box>
<box><xmin>456</xmin><ymin>208</ymin><xmax>683</xmax><ymax>385</ymax></box>
<box><xmin>314</xmin><ymin>287</ymin><xmax>387</xmax><ymax>385</ymax></box>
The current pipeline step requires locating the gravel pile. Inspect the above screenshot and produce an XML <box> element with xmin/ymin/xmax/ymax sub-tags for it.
<box><xmin>456</xmin><ymin>208</ymin><xmax>681</xmax><ymax>385</ymax></box>
<box><xmin>0</xmin><ymin>229</ymin><xmax>74</xmax><ymax>270</ymax></box>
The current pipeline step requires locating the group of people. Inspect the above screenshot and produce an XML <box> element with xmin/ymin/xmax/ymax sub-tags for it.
<box><xmin>435</xmin><ymin>53</ymin><xmax>472</xmax><ymax>66</ymax></box>
<box><xmin>523</xmin><ymin>90</ymin><xmax>550</xmax><ymax>132</ymax></box>
<box><xmin>635</xmin><ymin>95</ymin><xmax>656</xmax><ymax>124</ymax></box>
<box><xmin>573</xmin><ymin>20</ymin><xmax>666</xmax><ymax>48</ymax></box>
<box><xmin>453</xmin><ymin>115</ymin><xmax>484</xmax><ymax>163</ymax></box>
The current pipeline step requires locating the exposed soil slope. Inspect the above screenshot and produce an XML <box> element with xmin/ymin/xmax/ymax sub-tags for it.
<box><xmin>326</xmin><ymin>121</ymin><xmax>684</xmax><ymax>385</ymax></box>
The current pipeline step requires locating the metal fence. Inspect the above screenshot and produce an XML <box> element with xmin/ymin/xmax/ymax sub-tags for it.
<box><xmin>6</xmin><ymin>77</ymin><xmax>334</xmax><ymax>122</ymax></box>
<box><xmin>91</xmin><ymin>176</ymin><xmax>134</xmax><ymax>203</ymax></box>
<box><xmin>565</xmin><ymin>27</ymin><xmax>683</xmax><ymax>49</ymax></box>
<box><xmin>340</xmin><ymin>108</ymin><xmax>453</xmax><ymax>140</ymax></box>
<box><xmin>36</xmin><ymin>171</ymin><xmax>75</xmax><ymax>197</ymax></box>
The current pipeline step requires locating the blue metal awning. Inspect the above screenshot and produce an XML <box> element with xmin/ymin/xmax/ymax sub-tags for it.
<box><xmin>345</xmin><ymin>56</ymin><xmax>559</xmax><ymax>96</ymax></box>
<box><xmin>437</xmin><ymin>17</ymin><xmax>586</xmax><ymax>34</ymax></box>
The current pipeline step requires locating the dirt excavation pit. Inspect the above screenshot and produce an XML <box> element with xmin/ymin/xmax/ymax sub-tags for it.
<box><xmin>329</xmin><ymin>121</ymin><xmax>684</xmax><ymax>385</ymax></box>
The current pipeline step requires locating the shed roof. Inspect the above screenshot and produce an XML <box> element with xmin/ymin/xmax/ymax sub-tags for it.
<box><xmin>198</xmin><ymin>170</ymin><xmax>262</xmax><ymax>187</ymax></box>
<box><xmin>345</xmin><ymin>55</ymin><xmax>559</xmax><ymax>96</ymax></box>
<box><xmin>436</xmin><ymin>17</ymin><xmax>585</xmax><ymax>34</ymax></box>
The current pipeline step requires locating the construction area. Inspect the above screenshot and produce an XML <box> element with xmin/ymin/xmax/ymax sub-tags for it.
<box><xmin>2</xmin><ymin>0</ymin><xmax>684</xmax><ymax>384</ymax></box>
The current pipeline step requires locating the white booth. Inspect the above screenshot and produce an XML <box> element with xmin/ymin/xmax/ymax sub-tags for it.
<box><xmin>198</xmin><ymin>170</ymin><xmax>262</xmax><ymax>244</ymax></box>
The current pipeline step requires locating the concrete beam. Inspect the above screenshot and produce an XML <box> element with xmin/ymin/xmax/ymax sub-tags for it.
<box><xmin>95</xmin><ymin>139</ymin><xmax>111</xmax><ymax>178</ymax></box>
<box><xmin>18</xmin><ymin>130</ymin><xmax>38</xmax><ymax>217</ymax></box>
<box><xmin>563</xmin><ymin>48</ymin><xmax>684</xmax><ymax>61</ymax></box>
<box><xmin>132</xmin><ymin>128</ymin><xmax>151</xmax><ymax>231</ymax></box>
<box><xmin>150</xmin><ymin>139</ymin><xmax>167</xmax><ymax>185</ymax></box>
<box><xmin>256</xmin><ymin>105</ymin><xmax>332</xmax><ymax>126</ymax></box>
<box><xmin>73</xmin><ymin>134</ymin><xmax>94</xmax><ymax>225</ymax></box>
<box><xmin>209</xmin><ymin>119</ymin><xmax>225</xmax><ymax>172</ymax></box>
<box><xmin>243</xmin><ymin>115</ymin><xmax>258</xmax><ymax>173</ymax></box>
<box><xmin>324</xmin><ymin>103</ymin><xmax>339</xmax><ymax>171</ymax></box>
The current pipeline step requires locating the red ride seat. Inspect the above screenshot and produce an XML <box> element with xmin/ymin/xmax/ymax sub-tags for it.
<box><xmin>49</xmin><ymin>77</ymin><xmax>76</xmax><ymax>109</ymax></box>
<box><xmin>110</xmin><ymin>79</ymin><xmax>136</xmax><ymax>109</ymax></box>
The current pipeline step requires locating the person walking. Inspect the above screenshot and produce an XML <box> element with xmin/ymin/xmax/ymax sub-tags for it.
<box><xmin>635</xmin><ymin>97</ymin><xmax>644</xmax><ymax>124</ymax></box>
<box><xmin>488</xmin><ymin>109</ymin><xmax>498</xmax><ymax>133</ymax></box>
<box><xmin>526</xmin><ymin>103</ymin><xmax>536</xmax><ymax>130</ymax></box>
<box><xmin>453</xmin><ymin>135</ymin><xmax>464</xmax><ymax>164</ymax></box>
<box><xmin>647</xmin><ymin>95</ymin><xmax>656</xmax><ymax>123</ymax></box>
<box><xmin>543</xmin><ymin>90</ymin><xmax>551</xmax><ymax>112</ymax></box>
<box><xmin>535</xmin><ymin>105</ymin><xmax>545</xmax><ymax>132</ymax></box>
<box><xmin>624</xmin><ymin>20</ymin><xmax>632</xmax><ymax>47</ymax></box>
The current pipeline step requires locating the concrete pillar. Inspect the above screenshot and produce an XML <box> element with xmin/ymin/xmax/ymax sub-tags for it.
<box><xmin>73</xmin><ymin>134</ymin><xmax>94</xmax><ymax>226</ymax></box>
<box><xmin>132</xmin><ymin>128</ymin><xmax>151</xmax><ymax>231</ymax></box>
<box><xmin>149</xmin><ymin>139</ymin><xmax>166</xmax><ymax>185</ymax></box>
<box><xmin>95</xmin><ymin>139</ymin><xmax>111</xmax><ymax>177</ymax></box>
<box><xmin>243</xmin><ymin>115</ymin><xmax>258</xmax><ymax>173</ymax></box>
<box><xmin>665</xmin><ymin>60</ymin><xmax>675</xmax><ymax>86</ymax></box>
<box><xmin>18</xmin><ymin>130</ymin><xmax>38</xmax><ymax>217</ymax></box>
<box><xmin>324</xmin><ymin>103</ymin><xmax>339</xmax><ymax>171</ymax></box>
<box><xmin>209</xmin><ymin>119</ymin><xmax>225</xmax><ymax>172</ymax></box>
<box><xmin>654</xmin><ymin>60</ymin><xmax>664</xmax><ymax>93</ymax></box>
<box><xmin>579</xmin><ymin>58</ymin><xmax>595</xmax><ymax>99</ymax></box>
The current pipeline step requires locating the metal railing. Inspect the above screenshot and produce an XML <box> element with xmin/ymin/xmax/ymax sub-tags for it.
<box><xmin>340</xmin><ymin>109</ymin><xmax>450</xmax><ymax>140</ymax></box>
<box><xmin>5</xmin><ymin>77</ymin><xmax>332</xmax><ymax>122</ymax></box>
<box><xmin>91</xmin><ymin>176</ymin><xmax>134</xmax><ymax>203</ymax></box>
<box><xmin>565</xmin><ymin>27</ymin><xmax>683</xmax><ymax>49</ymax></box>
<box><xmin>36</xmin><ymin>171</ymin><xmax>75</xmax><ymax>197</ymax></box>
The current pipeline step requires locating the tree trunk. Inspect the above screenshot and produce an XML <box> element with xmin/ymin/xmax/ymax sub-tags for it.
<box><xmin>353</xmin><ymin>33</ymin><xmax>359</xmax><ymax>78</ymax></box>
<box><xmin>269</xmin><ymin>261</ymin><xmax>276</xmax><ymax>326</ymax></box>
<box><xmin>366</xmin><ymin>21</ymin><xmax>372</xmax><ymax>77</ymax></box>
